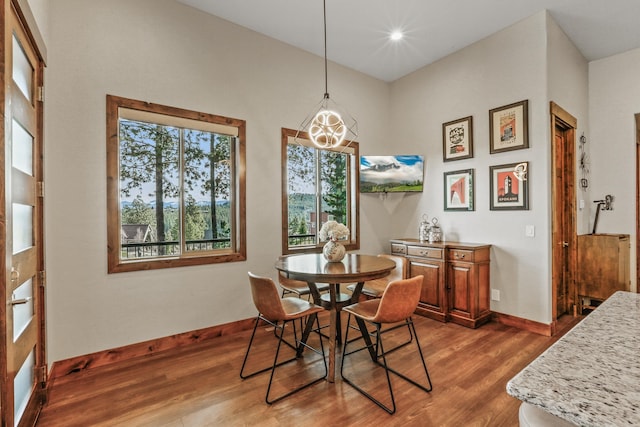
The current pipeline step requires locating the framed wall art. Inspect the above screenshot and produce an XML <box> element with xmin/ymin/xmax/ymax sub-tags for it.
<box><xmin>489</xmin><ymin>162</ymin><xmax>529</xmax><ymax>210</ymax></box>
<box><xmin>489</xmin><ymin>100</ymin><xmax>528</xmax><ymax>153</ymax></box>
<box><xmin>444</xmin><ymin>168</ymin><xmax>474</xmax><ymax>211</ymax></box>
<box><xmin>359</xmin><ymin>155</ymin><xmax>424</xmax><ymax>193</ymax></box>
<box><xmin>442</xmin><ymin>116</ymin><xmax>473</xmax><ymax>161</ymax></box>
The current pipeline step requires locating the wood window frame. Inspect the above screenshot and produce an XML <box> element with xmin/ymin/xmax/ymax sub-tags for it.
<box><xmin>106</xmin><ymin>95</ymin><xmax>246</xmax><ymax>273</ymax></box>
<box><xmin>281</xmin><ymin>127</ymin><xmax>360</xmax><ymax>255</ymax></box>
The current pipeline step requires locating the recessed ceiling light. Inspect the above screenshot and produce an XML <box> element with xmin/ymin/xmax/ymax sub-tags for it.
<box><xmin>390</xmin><ymin>31</ymin><xmax>403</xmax><ymax>41</ymax></box>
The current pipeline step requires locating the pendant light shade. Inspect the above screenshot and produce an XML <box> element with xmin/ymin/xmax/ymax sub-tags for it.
<box><xmin>310</xmin><ymin>104</ymin><xmax>346</xmax><ymax>148</ymax></box>
<box><xmin>298</xmin><ymin>0</ymin><xmax>357</xmax><ymax>149</ymax></box>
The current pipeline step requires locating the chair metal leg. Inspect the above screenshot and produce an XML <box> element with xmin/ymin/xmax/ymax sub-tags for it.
<box><xmin>342</xmin><ymin>317</ymin><xmax>396</xmax><ymax>413</ymax></box>
<box><xmin>240</xmin><ymin>313</ymin><xmax>327</xmax><ymax>404</ymax></box>
<box><xmin>241</xmin><ymin>317</ymin><xmax>298</xmax><ymax>380</ymax></box>
<box><xmin>376</xmin><ymin>318</ymin><xmax>432</xmax><ymax>394</ymax></box>
<box><xmin>347</xmin><ymin>316</ymin><xmax>414</xmax><ymax>358</ymax></box>
<box><xmin>266</xmin><ymin>313</ymin><xmax>327</xmax><ymax>404</ymax></box>
<box><xmin>340</xmin><ymin>314</ymin><xmax>432</xmax><ymax>414</ymax></box>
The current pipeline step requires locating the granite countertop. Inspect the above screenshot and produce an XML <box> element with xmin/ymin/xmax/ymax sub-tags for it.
<box><xmin>507</xmin><ymin>291</ymin><xmax>640</xmax><ymax>426</ymax></box>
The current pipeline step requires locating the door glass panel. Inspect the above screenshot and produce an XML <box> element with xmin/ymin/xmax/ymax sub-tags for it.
<box><xmin>12</xmin><ymin>203</ymin><xmax>33</xmax><ymax>254</ymax></box>
<box><xmin>12</xmin><ymin>34</ymin><xmax>33</xmax><ymax>102</ymax></box>
<box><xmin>12</xmin><ymin>119</ymin><xmax>33</xmax><ymax>175</ymax></box>
<box><xmin>14</xmin><ymin>348</ymin><xmax>35</xmax><ymax>426</ymax></box>
<box><xmin>13</xmin><ymin>279</ymin><xmax>34</xmax><ymax>340</ymax></box>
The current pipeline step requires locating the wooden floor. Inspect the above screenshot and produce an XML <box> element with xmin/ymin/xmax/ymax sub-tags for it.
<box><xmin>36</xmin><ymin>313</ymin><xmax>580</xmax><ymax>427</ymax></box>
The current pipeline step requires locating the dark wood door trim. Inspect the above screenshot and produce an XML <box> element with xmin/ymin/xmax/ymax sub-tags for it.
<box><xmin>550</xmin><ymin>102</ymin><xmax>577</xmax><ymax>323</ymax></box>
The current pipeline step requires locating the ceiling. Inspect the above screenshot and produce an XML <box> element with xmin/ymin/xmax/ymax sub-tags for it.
<box><xmin>176</xmin><ymin>0</ymin><xmax>640</xmax><ymax>82</ymax></box>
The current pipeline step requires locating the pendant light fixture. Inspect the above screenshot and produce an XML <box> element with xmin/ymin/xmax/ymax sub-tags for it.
<box><xmin>298</xmin><ymin>0</ymin><xmax>358</xmax><ymax>149</ymax></box>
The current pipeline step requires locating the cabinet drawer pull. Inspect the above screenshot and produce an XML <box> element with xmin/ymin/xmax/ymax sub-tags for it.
<box><xmin>456</xmin><ymin>253</ymin><xmax>465</xmax><ymax>259</ymax></box>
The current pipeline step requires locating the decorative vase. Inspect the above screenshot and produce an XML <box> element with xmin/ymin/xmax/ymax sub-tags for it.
<box><xmin>323</xmin><ymin>239</ymin><xmax>346</xmax><ymax>262</ymax></box>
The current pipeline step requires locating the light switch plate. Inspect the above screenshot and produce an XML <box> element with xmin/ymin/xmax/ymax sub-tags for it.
<box><xmin>525</xmin><ymin>225</ymin><xmax>535</xmax><ymax>237</ymax></box>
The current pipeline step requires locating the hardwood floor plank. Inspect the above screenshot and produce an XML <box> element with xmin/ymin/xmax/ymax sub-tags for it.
<box><xmin>37</xmin><ymin>314</ymin><xmax>580</xmax><ymax>427</ymax></box>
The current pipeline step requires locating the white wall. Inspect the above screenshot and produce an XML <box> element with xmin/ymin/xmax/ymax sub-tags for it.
<box><xmin>44</xmin><ymin>0</ymin><xmax>389</xmax><ymax>362</ymax></box>
<box><xmin>589</xmin><ymin>48</ymin><xmax>640</xmax><ymax>292</ymax></box>
<box><xmin>390</xmin><ymin>12</ymin><xmax>563</xmax><ymax>323</ymax></box>
<box><xmin>26</xmin><ymin>0</ymin><xmax>49</xmax><ymax>43</ymax></box>
<box><xmin>546</xmin><ymin>13</ymin><xmax>590</xmax><ymax>235</ymax></box>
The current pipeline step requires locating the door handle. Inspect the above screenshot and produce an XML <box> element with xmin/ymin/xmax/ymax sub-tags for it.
<box><xmin>559</xmin><ymin>241</ymin><xmax>569</xmax><ymax>248</ymax></box>
<box><xmin>10</xmin><ymin>297</ymin><xmax>32</xmax><ymax>305</ymax></box>
<box><xmin>10</xmin><ymin>268</ymin><xmax>19</xmax><ymax>283</ymax></box>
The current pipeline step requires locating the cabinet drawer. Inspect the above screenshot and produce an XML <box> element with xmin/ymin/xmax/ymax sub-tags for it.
<box><xmin>448</xmin><ymin>249</ymin><xmax>474</xmax><ymax>262</ymax></box>
<box><xmin>407</xmin><ymin>246</ymin><xmax>443</xmax><ymax>260</ymax></box>
<box><xmin>390</xmin><ymin>243</ymin><xmax>407</xmax><ymax>255</ymax></box>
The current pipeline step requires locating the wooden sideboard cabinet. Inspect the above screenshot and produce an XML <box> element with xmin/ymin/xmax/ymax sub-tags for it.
<box><xmin>390</xmin><ymin>238</ymin><xmax>491</xmax><ymax>328</ymax></box>
<box><xmin>577</xmin><ymin>234</ymin><xmax>630</xmax><ymax>307</ymax></box>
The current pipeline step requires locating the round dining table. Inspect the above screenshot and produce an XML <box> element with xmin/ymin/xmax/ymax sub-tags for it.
<box><xmin>274</xmin><ymin>253</ymin><xmax>396</xmax><ymax>382</ymax></box>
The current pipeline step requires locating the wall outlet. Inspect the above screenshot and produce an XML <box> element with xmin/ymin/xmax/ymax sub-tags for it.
<box><xmin>491</xmin><ymin>289</ymin><xmax>501</xmax><ymax>301</ymax></box>
<box><xmin>525</xmin><ymin>225</ymin><xmax>535</xmax><ymax>237</ymax></box>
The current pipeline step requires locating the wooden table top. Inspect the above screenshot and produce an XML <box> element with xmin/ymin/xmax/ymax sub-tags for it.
<box><xmin>275</xmin><ymin>253</ymin><xmax>395</xmax><ymax>284</ymax></box>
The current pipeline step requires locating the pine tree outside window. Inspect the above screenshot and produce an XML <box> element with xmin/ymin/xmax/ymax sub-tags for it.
<box><xmin>107</xmin><ymin>95</ymin><xmax>246</xmax><ymax>273</ymax></box>
<box><xmin>281</xmin><ymin>128</ymin><xmax>359</xmax><ymax>254</ymax></box>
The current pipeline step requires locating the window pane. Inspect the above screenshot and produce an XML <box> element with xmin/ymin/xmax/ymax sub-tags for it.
<box><xmin>12</xmin><ymin>203</ymin><xmax>33</xmax><ymax>254</ymax></box>
<box><xmin>119</xmin><ymin>119</ymin><xmax>180</xmax><ymax>260</ymax></box>
<box><xmin>282</xmin><ymin>128</ymin><xmax>359</xmax><ymax>254</ymax></box>
<box><xmin>14</xmin><ymin>348</ymin><xmax>35</xmax><ymax>426</ymax></box>
<box><xmin>183</xmin><ymin>130</ymin><xmax>233</xmax><ymax>252</ymax></box>
<box><xmin>107</xmin><ymin>95</ymin><xmax>247</xmax><ymax>273</ymax></box>
<box><xmin>12</xmin><ymin>35</ymin><xmax>33</xmax><ymax>102</ymax></box>
<box><xmin>287</xmin><ymin>143</ymin><xmax>317</xmax><ymax>247</ymax></box>
<box><xmin>13</xmin><ymin>278</ymin><xmax>33</xmax><ymax>341</ymax></box>
<box><xmin>321</xmin><ymin>150</ymin><xmax>348</xmax><ymax>229</ymax></box>
<box><xmin>12</xmin><ymin>119</ymin><xmax>33</xmax><ymax>176</ymax></box>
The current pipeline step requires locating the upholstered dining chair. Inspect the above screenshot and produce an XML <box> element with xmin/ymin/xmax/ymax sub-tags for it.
<box><xmin>346</xmin><ymin>254</ymin><xmax>408</xmax><ymax>299</ymax></box>
<box><xmin>240</xmin><ymin>272</ymin><xmax>327</xmax><ymax>404</ymax></box>
<box><xmin>346</xmin><ymin>254</ymin><xmax>413</xmax><ymax>352</ymax></box>
<box><xmin>278</xmin><ymin>272</ymin><xmax>330</xmax><ymax>302</ymax></box>
<box><xmin>340</xmin><ymin>275</ymin><xmax>432</xmax><ymax>414</ymax></box>
<box><xmin>278</xmin><ymin>272</ymin><xmax>331</xmax><ymax>342</ymax></box>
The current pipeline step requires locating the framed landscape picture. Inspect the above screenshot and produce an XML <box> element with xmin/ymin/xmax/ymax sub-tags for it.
<box><xmin>489</xmin><ymin>162</ymin><xmax>529</xmax><ymax>210</ymax></box>
<box><xmin>489</xmin><ymin>100</ymin><xmax>528</xmax><ymax>154</ymax></box>
<box><xmin>442</xmin><ymin>116</ymin><xmax>473</xmax><ymax>161</ymax></box>
<box><xmin>359</xmin><ymin>155</ymin><xmax>424</xmax><ymax>193</ymax></box>
<box><xmin>444</xmin><ymin>169</ymin><xmax>474</xmax><ymax>211</ymax></box>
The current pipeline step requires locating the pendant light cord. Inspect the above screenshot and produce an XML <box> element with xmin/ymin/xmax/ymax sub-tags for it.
<box><xmin>323</xmin><ymin>0</ymin><xmax>329</xmax><ymax>99</ymax></box>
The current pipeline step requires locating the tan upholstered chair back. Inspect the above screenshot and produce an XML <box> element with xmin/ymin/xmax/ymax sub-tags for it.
<box><xmin>248</xmin><ymin>272</ymin><xmax>287</xmax><ymax>321</ymax></box>
<box><xmin>371</xmin><ymin>275</ymin><xmax>423</xmax><ymax>324</ymax></box>
<box><xmin>378</xmin><ymin>254</ymin><xmax>408</xmax><ymax>282</ymax></box>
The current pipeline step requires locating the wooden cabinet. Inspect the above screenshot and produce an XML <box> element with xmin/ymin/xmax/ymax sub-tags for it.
<box><xmin>447</xmin><ymin>247</ymin><xmax>491</xmax><ymax>328</ymax></box>
<box><xmin>410</xmin><ymin>248</ymin><xmax>446</xmax><ymax>321</ymax></box>
<box><xmin>390</xmin><ymin>239</ymin><xmax>491</xmax><ymax>328</ymax></box>
<box><xmin>577</xmin><ymin>234</ymin><xmax>630</xmax><ymax>307</ymax></box>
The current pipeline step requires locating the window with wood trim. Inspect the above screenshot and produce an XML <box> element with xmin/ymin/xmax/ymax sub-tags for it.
<box><xmin>107</xmin><ymin>95</ymin><xmax>246</xmax><ymax>273</ymax></box>
<box><xmin>281</xmin><ymin>127</ymin><xmax>360</xmax><ymax>254</ymax></box>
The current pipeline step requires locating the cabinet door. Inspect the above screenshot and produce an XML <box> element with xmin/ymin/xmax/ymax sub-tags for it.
<box><xmin>448</xmin><ymin>262</ymin><xmax>473</xmax><ymax>318</ymax></box>
<box><xmin>410</xmin><ymin>259</ymin><xmax>446</xmax><ymax>317</ymax></box>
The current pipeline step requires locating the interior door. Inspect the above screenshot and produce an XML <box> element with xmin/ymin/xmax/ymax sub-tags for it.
<box><xmin>550</xmin><ymin>102</ymin><xmax>577</xmax><ymax>321</ymax></box>
<box><xmin>1</xmin><ymin>3</ymin><xmax>46</xmax><ymax>426</ymax></box>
